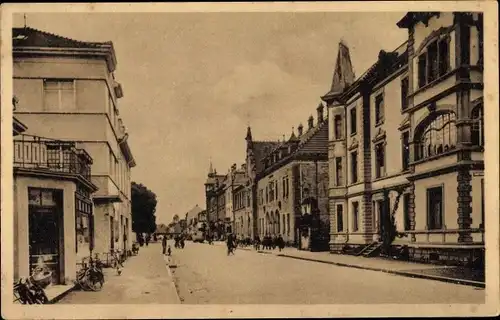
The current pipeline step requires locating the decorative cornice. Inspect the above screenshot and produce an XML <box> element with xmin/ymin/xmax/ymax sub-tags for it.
<box><xmin>348</xmin><ymin>137</ymin><xmax>359</xmax><ymax>151</ymax></box>
<box><xmin>371</xmin><ymin>127</ymin><xmax>387</xmax><ymax>144</ymax></box>
<box><xmin>14</xmin><ymin>167</ymin><xmax>98</xmax><ymax>192</ymax></box>
<box><xmin>14</xmin><ymin>46</ymin><xmax>117</xmax><ymax>73</ymax></box>
<box><xmin>398</xmin><ymin>114</ymin><xmax>411</xmax><ymax>131</ymax></box>
<box><xmin>415</xmin><ymin>26</ymin><xmax>454</xmax><ymax>56</ymax></box>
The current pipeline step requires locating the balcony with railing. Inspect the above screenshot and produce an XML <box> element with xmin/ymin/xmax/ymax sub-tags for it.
<box><xmin>14</xmin><ymin>134</ymin><xmax>93</xmax><ymax>183</ymax></box>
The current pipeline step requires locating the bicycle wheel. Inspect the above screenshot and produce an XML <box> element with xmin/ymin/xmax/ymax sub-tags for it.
<box><xmin>85</xmin><ymin>269</ymin><xmax>104</xmax><ymax>291</ymax></box>
<box><xmin>76</xmin><ymin>270</ymin><xmax>87</xmax><ymax>290</ymax></box>
<box><xmin>32</xmin><ymin>287</ymin><xmax>49</xmax><ymax>304</ymax></box>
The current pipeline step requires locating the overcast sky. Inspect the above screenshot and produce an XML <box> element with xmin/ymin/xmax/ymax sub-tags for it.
<box><xmin>13</xmin><ymin>12</ymin><xmax>407</xmax><ymax>225</ymax></box>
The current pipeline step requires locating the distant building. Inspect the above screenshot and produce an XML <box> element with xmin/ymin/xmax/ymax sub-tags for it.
<box><xmin>325</xmin><ymin>12</ymin><xmax>484</xmax><ymax>265</ymax></box>
<box><xmin>13</xmin><ymin>27</ymin><xmax>136</xmax><ymax>267</ymax></box>
<box><xmin>233</xmin><ymin>164</ymin><xmax>253</xmax><ymax>240</ymax></box>
<box><xmin>255</xmin><ymin>109</ymin><xmax>330</xmax><ymax>250</ymax></box>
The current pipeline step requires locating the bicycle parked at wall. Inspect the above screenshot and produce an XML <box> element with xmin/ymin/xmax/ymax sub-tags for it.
<box><xmin>13</xmin><ymin>266</ymin><xmax>51</xmax><ymax>304</ymax></box>
<box><xmin>75</xmin><ymin>255</ymin><xmax>105</xmax><ymax>291</ymax></box>
<box><xmin>110</xmin><ymin>249</ymin><xmax>125</xmax><ymax>275</ymax></box>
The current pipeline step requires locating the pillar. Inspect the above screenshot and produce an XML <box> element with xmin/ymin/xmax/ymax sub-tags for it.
<box><xmin>457</xmin><ymin>169</ymin><xmax>473</xmax><ymax>242</ymax></box>
<box><xmin>408</xmin><ymin>183</ymin><xmax>416</xmax><ymax>242</ymax></box>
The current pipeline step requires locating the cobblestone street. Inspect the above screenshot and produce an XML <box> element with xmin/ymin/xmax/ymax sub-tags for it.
<box><xmin>59</xmin><ymin>243</ymin><xmax>179</xmax><ymax>304</ymax></box>
<box><xmin>169</xmin><ymin>241</ymin><xmax>485</xmax><ymax>304</ymax></box>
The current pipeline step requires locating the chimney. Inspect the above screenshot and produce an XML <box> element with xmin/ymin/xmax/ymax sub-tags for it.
<box><xmin>308</xmin><ymin>115</ymin><xmax>314</xmax><ymax>130</ymax></box>
<box><xmin>317</xmin><ymin>103</ymin><xmax>324</xmax><ymax>123</ymax></box>
<box><xmin>298</xmin><ymin>123</ymin><xmax>304</xmax><ymax>136</ymax></box>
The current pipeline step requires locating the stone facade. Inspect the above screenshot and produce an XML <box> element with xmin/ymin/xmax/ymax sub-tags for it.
<box><xmin>325</xmin><ymin>12</ymin><xmax>484</xmax><ymax>266</ymax></box>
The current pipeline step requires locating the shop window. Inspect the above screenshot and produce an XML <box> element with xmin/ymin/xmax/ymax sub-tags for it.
<box><xmin>427</xmin><ymin>186</ymin><xmax>443</xmax><ymax>230</ymax></box>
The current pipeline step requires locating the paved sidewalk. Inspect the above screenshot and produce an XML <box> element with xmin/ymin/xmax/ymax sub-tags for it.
<box><xmin>205</xmin><ymin>240</ymin><xmax>484</xmax><ymax>288</ymax></box>
<box><xmin>58</xmin><ymin>243</ymin><xmax>180</xmax><ymax>304</ymax></box>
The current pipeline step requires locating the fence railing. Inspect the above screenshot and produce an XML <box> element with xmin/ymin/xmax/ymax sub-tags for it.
<box><xmin>14</xmin><ymin>134</ymin><xmax>93</xmax><ymax>182</ymax></box>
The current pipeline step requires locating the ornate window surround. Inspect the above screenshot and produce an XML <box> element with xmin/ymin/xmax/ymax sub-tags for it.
<box><xmin>415</xmin><ymin>28</ymin><xmax>453</xmax><ymax>91</ymax></box>
<box><xmin>413</xmin><ymin>109</ymin><xmax>457</xmax><ymax>162</ymax></box>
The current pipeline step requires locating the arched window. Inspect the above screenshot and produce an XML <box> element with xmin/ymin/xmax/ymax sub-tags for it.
<box><xmin>471</xmin><ymin>105</ymin><xmax>484</xmax><ymax>147</ymax></box>
<box><xmin>414</xmin><ymin>112</ymin><xmax>457</xmax><ymax>160</ymax></box>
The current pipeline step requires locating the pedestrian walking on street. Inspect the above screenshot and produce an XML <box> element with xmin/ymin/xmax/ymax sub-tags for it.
<box><xmin>227</xmin><ymin>233</ymin><xmax>236</xmax><ymax>255</ymax></box>
<box><xmin>145</xmin><ymin>234</ymin><xmax>150</xmax><ymax>246</ymax></box>
<box><xmin>162</xmin><ymin>235</ymin><xmax>167</xmax><ymax>255</ymax></box>
<box><xmin>277</xmin><ymin>234</ymin><xmax>285</xmax><ymax>252</ymax></box>
<box><xmin>167</xmin><ymin>245</ymin><xmax>172</xmax><ymax>256</ymax></box>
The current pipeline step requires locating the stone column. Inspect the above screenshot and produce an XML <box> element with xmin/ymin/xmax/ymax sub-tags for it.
<box><xmin>408</xmin><ymin>183</ymin><xmax>416</xmax><ymax>242</ymax></box>
<box><xmin>457</xmin><ymin>169</ymin><xmax>473</xmax><ymax>242</ymax></box>
<box><xmin>454</xmin><ymin>12</ymin><xmax>474</xmax><ymax>243</ymax></box>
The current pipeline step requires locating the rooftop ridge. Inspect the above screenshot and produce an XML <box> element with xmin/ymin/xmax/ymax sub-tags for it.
<box><xmin>13</xmin><ymin>26</ymin><xmax>110</xmax><ymax>47</ymax></box>
<box><xmin>296</xmin><ymin>119</ymin><xmax>328</xmax><ymax>150</ymax></box>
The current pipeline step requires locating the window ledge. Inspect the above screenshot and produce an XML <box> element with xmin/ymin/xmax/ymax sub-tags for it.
<box><xmin>412</xmin><ymin>69</ymin><xmax>456</xmax><ymax>96</ymax></box>
<box><xmin>412</xmin><ymin>148</ymin><xmax>458</xmax><ymax>165</ymax></box>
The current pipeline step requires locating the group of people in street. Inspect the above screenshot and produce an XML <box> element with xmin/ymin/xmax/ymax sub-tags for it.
<box><xmin>253</xmin><ymin>234</ymin><xmax>285</xmax><ymax>252</ymax></box>
<box><xmin>137</xmin><ymin>233</ymin><xmax>150</xmax><ymax>247</ymax></box>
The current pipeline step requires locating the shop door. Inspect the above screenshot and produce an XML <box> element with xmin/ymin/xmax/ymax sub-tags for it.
<box><xmin>28</xmin><ymin>188</ymin><xmax>63</xmax><ymax>285</ymax></box>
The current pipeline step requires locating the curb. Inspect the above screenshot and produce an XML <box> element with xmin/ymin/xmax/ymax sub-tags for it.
<box><xmin>277</xmin><ymin>254</ymin><xmax>485</xmax><ymax>288</ymax></box>
<box><xmin>163</xmin><ymin>255</ymin><xmax>182</xmax><ymax>304</ymax></box>
<box><xmin>48</xmin><ymin>285</ymin><xmax>76</xmax><ymax>304</ymax></box>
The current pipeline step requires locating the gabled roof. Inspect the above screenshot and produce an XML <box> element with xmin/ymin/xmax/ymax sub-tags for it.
<box><xmin>252</xmin><ymin>141</ymin><xmax>281</xmax><ymax>174</ymax></box>
<box><xmin>325</xmin><ymin>41</ymin><xmax>408</xmax><ymax>103</ymax></box>
<box><xmin>323</xmin><ymin>41</ymin><xmax>356</xmax><ymax>101</ymax></box>
<box><xmin>13</xmin><ymin>27</ymin><xmax>109</xmax><ymax>48</ymax></box>
<box><xmin>186</xmin><ymin>205</ymin><xmax>204</xmax><ymax>221</ymax></box>
<box><xmin>259</xmin><ymin>119</ymin><xmax>328</xmax><ymax>177</ymax></box>
<box><xmin>295</xmin><ymin>119</ymin><xmax>329</xmax><ymax>156</ymax></box>
<box><xmin>13</xmin><ymin>27</ymin><xmax>117</xmax><ymax>72</ymax></box>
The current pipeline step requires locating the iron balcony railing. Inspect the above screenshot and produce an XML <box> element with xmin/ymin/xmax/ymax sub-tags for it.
<box><xmin>14</xmin><ymin>134</ymin><xmax>93</xmax><ymax>182</ymax></box>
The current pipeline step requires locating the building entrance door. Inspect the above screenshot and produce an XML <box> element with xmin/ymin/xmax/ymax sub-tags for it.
<box><xmin>28</xmin><ymin>188</ymin><xmax>63</xmax><ymax>285</ymax></box>
<box><xmin>377</xmin><ymin>200</ymin><xmax>384</xmax><ymax>241</ymax></box>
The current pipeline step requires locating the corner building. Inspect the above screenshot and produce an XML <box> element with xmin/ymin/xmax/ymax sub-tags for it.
<box><xmin>326</xmin><ymin>12</ymin><xmax>484</xmax><ymax>265</ymax></box>
<box><xmin>13</xmin><ymin>27</ymin><xmax>136</xmax><ymax>260</ymax></box>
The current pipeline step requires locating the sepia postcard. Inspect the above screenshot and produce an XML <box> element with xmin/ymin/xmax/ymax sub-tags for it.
<box><xmin>1</xmin><ymin>1</ymin><xmax>499</xmax><ymax>319</ymax></box>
